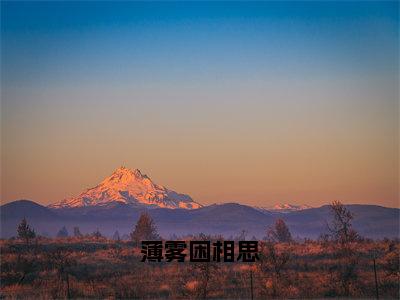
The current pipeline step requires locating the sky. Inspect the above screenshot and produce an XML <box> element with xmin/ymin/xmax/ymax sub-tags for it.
<box><xmin>1</xmin><ymin>1</ymin><xmax>398</xmax><ymax>208</ymax></box>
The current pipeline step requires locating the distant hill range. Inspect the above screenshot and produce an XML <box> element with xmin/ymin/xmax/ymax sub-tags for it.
<box><xmin>1</xmin><ymin>199</ymin><xmax>398</xmax><ymax>239</ymax></box>
<box><xmin>1</xmin><ymin>167</ymin><xmax>398</xmax><ymax>239</ymax></box>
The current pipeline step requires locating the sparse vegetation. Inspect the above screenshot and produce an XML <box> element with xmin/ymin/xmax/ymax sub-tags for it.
<box><xmin>57</xmin><ymin>226</ymin><xmax>69</xmax><ymax>238</ymax></box>
<box><xmin>73</xmin><ymin>227</ymin><xmax>82</xmax><ymax>238</ymax></box>
<box><xmin>268</xmin><ymin>219</ymin><xmax>292</xmax><ymax>243</ymax></box>
<box><xmin>130</xmin><ymin>212</ymin><xmax>160</xmax><ymax>246</ymax></box>
<box><xmin>1</xmin><ymin>206</ymin><xmax>399</xmax><ymax>299</ymax></box>
<box><xmin>17</xmin><ymin>218</ymin><xmax>36</xmax><ymax>245</ymax></box>
<box><xmin>0</xmin><ymin>237</ymin><xmax>398</xmax><ymax>299</ymax></box>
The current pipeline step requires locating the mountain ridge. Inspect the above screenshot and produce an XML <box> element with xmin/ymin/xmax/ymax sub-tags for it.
<box><xmin>254</xmin><ymin>203</ymin><xmax>313</xmax><ymax>213</ymax></box>
<box><xmin>1</xmin><ymin>199</ymin><xmax>398</xmax><ymax>239</ymax></box>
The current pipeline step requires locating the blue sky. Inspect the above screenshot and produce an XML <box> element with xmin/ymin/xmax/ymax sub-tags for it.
<box><xmin>1</xmin><ymin>1</ymin><xmax>399</xmax><ymax>207</ymax></box>
<box><xmin>2</xmin><ymin>1</ymin><xmax>398</xmax><ymax>86</ymax></box>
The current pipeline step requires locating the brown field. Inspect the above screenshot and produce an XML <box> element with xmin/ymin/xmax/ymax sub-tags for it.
<box><xmin>0</xmin><ymin>236</ymin><xmax>398</xmax><ymax>299</ymax></box>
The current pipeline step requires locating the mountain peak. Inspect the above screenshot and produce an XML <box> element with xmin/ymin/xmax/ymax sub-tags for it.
<box><xmin>113</xmin><ymin>166</ymin><xmax>143</xmax><ymax>176</ymax></box>
<box><xmin>110</xmin><ymin>166</ymin><xmax>146</xmax><ymax>181</ymax></box>
<box><xmin>114</xmin><ymin>165</ymin><xmax>132</xmax><ymax>173</ymax></box>
<box><xmin>49</xmin><ymin>167</ymin><xmax>202</xmax><ymax>210</ymax></box>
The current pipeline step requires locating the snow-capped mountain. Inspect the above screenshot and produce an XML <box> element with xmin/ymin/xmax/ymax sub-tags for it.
<box><xmin>255</xmin><ymin>203</ymin><xmax>312</xmax><ymax>213</ymax></box>
<box><xmin>49</xmin><ymin>166</ymin><xmax>202</xmax><ymax>210</ymax></box>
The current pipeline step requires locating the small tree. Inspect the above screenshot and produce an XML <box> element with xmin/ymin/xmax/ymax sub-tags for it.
<box><xmin>268</xmin><ymin>219</ymin><xmax>292</xmax><ymax>243</ymax></box>
<box><xmin>17</xmin><ymin>218</ymin><xmax>36</xmax><ymax>244</ymax></box>
<box><xmin>113</xmin><ymin>230</ymin><xmax>120</xmax><ymax>241</ymax></box>
<box><xmin>46</xmin><ymin>248</ymin><xmax>76</xmax><ymax>298</ymax></box>
<box><xmin>57</xmin><ymin>226</ymin><xmax>69</xmax><ymax>238</ymax></box>
<box><xmin>73</xmin><ymin>226</ymin><xmax>82</xmax><ymax>238</ymax></box>
<box><xmin>327</xmin><ymin>201</ymin><xmax>359</xmax><ymax>297</ymax></box>
<box><xmin>188</xmin><ymin>233</ymin><xmax>219</xmax><ymax>299</ymax></box>
<box><xmin>235</xmin><ymin>229</ymin><xmax>248</xmax><ymax>241</ymax></box>
<box><xmin>130</xmin><ymin>212</ymin><xmax>159</xmax><ymax>246</ymax></box>
<box><xmin>328</xmin><ymin>201</ymin><xmax>358</xmax><ymax>245</ymax></box>
<box><xmin>92</xmin><ymin>228</ymin><xmax>102</xmax><ymax>240</ymax></box>
<box><xmin>16</xmin><ymin>253</ymin><xmax>35</xmax><ymax>284</ymax></box>
<box><xmin>259</xmin><ymin>241</ymin><xmax>291</xmax><ymax>298</ymax></box>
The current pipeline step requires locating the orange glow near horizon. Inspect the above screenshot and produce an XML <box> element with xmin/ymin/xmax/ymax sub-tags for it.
<box><xmin>1</xmin><ymin>79</ymin><xmax>398</xmax><ymax>208</ymax></box>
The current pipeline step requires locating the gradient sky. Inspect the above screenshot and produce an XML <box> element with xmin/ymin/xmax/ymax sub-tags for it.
<box><xmin>1</xmin><ymin>1</ymin><xmax>398</xmax><ymax>208</ymax></box>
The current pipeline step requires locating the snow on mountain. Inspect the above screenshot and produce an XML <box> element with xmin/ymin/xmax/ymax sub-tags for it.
<box><xmin>255</xmin><ymin>203</ymin><xmax>312</xmax><ymax>213</ymax></box>
<box><xmin>271</xmin><ymin>203</ymin><xmax>312</xmax><ymax>211</ymax></box>
<box><xmin>49</xmin><ymin>166</ymin><xmax>202</xmax><ymax>210</ymax></box>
